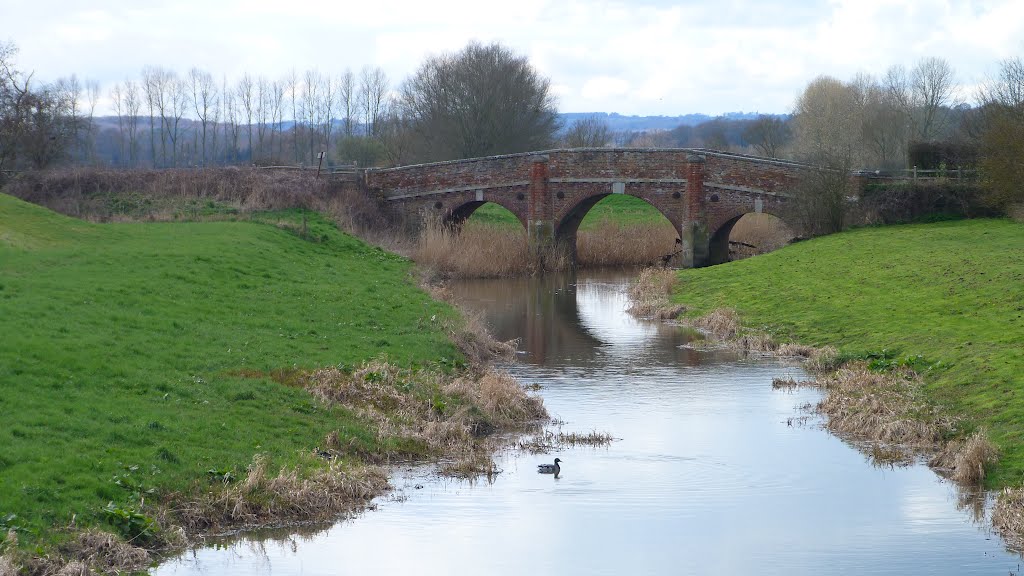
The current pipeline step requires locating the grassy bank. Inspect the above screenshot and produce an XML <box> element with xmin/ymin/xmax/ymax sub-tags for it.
<box><xmin>669</xmin><ymin>218</ymin><xmax>1024</xmax><ymax>485</ymax></box>
<box><xmin>0</xmin><ymin>193</ymin><xmax>542</xmax><ymax>563</ymax></box>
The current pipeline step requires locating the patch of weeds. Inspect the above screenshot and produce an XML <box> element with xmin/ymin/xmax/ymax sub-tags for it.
<box><xmin>155</xmin><ymin>447</ymin><xmax>180</xmax><ymax>464</ymax></box>
<box><xmin>101</xmin><ymin>502</ymin><xmax>158</xmax><ymax>544</ymax></box>
<box><xmin>207</xmin><ymin>468</ymin><xmax>236</xmax><ymax>485</ymax></box>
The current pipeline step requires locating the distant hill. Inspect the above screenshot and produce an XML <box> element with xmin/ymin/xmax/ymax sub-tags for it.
<box><xmin>558</xmin><ymin>112</ymin><xmax>777</xmax><ymax>133</ymax></box>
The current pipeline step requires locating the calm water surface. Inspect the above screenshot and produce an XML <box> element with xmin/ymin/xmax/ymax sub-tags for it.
<box><xmin>155</xmin><ymin>271</ymin><xmax>1020</xmax><ymax>575</ymax></box>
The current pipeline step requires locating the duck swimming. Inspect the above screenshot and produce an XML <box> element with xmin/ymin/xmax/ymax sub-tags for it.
<box><xmin>537</xmin><ymin>458</ymin><xmax>562</xmax><ymax>474</ymax></box>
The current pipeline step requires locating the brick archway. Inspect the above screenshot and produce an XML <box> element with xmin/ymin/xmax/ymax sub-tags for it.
<box><xmin>707</xmin><ymin>209</ymin><xmax>796</xmax><ymax>265</ymax></box>
<box><xmin>446</xmin><ymin>198</ymin><xmax>528</xmax><ymax>229</ymax></box>
<box><xmin>553</xmin><ymin>192</ymin><xmax>681</xmax><ymax>260</ymax></box>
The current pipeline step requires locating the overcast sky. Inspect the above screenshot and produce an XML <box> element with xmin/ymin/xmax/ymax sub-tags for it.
<box><xmin>2</xmin><ymin>0</ymin><xmax>1022</xmax><ymax>117</ymax></box>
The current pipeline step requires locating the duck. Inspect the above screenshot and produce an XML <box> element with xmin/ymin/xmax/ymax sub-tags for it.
<box><xmin>537</xmin><ymin>458</ymin><xmax>562</xmax><ymax>474</ymax></box>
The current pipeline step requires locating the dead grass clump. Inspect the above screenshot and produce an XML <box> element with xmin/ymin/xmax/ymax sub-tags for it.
<box><xmin>929</xmin><ymin>428</ymin><xmax>999</xmax><ymax>485</ymax></box>
<box><xmin>626</xmin><ymin>268</ymin><xmax>685</xmax><ymax>319</ymax></box>
<box><xmin>448</xmin><ymin>309</ymin><xmax>519</xmax><ymax>366</ymax></box>
<box><xmin>735</xmin><ymin>331</ymin><xmax>778</xmax><ymax>353</ymax></box>
<box><xmin>176</xmin><ymin>454</ymin><xmax>389</xmax><ymax>532</ymax></box>
<box><xmin>517</xmin><ymin>428</ymin><xmax>616</xmax><ymax>453</ymax></box>
<box><xmin>816</xmin><ymin>366</ymin><xmax>957</xmax><ymax>447</ymax></box>
<box><xmin>445</xmin><ymin>370</ymin><xmax>548</xmax><ymax>425</ymax></box>
<box><xmin>438</xmin><ymin>452</ymin><xmax>500</xmax><ymax>480</ymax></box>
<box><xmin>691</xmin><ymin>308</ymin><xmax>741</xmax><ymax>340</ymax></box>
<box><xmin>576</xmin><ymin>218</ymin><xmax>678</xmax><ymax>267</ymax></box>
<box><xmin>777</xmin><ymin>343</ymin><xmax>817</xmax><ymax>358</ymax></box>
<box><xmin>771</xmin><ymin>377</ymin><xmax>816</xmax><ymax>390</ymax></box>
<box><xmin>993</xmin><ymin>487</ymin><xmax>1024</xmax><ymax>551</ymax></box>
<box><xmin>806</xmin><ymin>346</ymin><xmax>841</xmax><ymax>373</ymax></box>
<box><xmin>59</xmin><ymin>530</ymin><xmax>151</xmax><ymax>575</ymax></box>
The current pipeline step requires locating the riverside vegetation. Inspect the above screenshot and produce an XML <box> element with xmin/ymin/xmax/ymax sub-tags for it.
<box><xmin>0</xmin><ymin>193</ymin><xmax>548</xmax><ymax>573</ymax></box>
<box><xmin>627</xmin><ymin>218</ymin><xmax>1024</xmax><ymax>547</ymax></box>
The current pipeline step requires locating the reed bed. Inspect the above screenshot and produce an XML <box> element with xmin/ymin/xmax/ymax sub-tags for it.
<box><xmin>413</xmin><ymin>221</ymin><xmax>538</xmax><ymax>279</ymax></box>
<box><xmin>576</xmin><ymin>218</ymin><xmax>678</xmax><ymax>267</ymax></box>
<box><xmin>626</xmin><ymin>268</ymin><xmax>685</xmax><ymax>319</ymax></box>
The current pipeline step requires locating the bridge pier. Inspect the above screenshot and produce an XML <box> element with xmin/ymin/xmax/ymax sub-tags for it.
<box><xmin>680</xmin><ymin>153</ymin><xmax>710</xmax><ymax>268</ymax></box>
<box><xmin>527</xmin><ymin>155</ymin><xmax>560</xmax><ymax>267</ymax></box>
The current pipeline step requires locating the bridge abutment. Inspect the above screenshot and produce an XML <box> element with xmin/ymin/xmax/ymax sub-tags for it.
<box><xmin>681</xmin><ymin>154</ymin><xmax>710</xmax><ymax>268</ymax></box>
<box><xmin>527</xmin><ymin>155</ymin><xmax>560</xmax><ymax>266</ymax></box>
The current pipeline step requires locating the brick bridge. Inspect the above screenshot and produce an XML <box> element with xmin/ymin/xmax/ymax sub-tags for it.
<box><xmin>364</xmin><ymin>148</ymin><xmax>816</xmax><ymax>267</ymax></box>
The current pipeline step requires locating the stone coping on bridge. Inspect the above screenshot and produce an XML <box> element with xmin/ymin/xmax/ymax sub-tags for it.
<box><xmin>365</xmin><ymin>147</ymin><xmax>816</xmax><ymax>174</ymax></box>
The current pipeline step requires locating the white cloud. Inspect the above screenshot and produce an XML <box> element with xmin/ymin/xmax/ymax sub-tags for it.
<box><xmin>1</xmin><ymin>0</ymin><xmax>1021</xmax><ymax>116</ymax></box>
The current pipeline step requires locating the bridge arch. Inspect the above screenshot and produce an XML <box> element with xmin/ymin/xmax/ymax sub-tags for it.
<box><xmin>445</xmin><ymin>198</ymin><xmax>528</xmax><ymax>230</ymax></box>
<box><xmin>554</xmin><ymin>192</ymin><xmax>682</xmax><ymax>262</ymax></box>
<box><xmin>707</xmin><ymin>207</ymin><xmax>796</xmax><ymax>265</ymax></box>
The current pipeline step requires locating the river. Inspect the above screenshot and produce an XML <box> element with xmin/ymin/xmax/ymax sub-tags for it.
<box><xmin>155</xmin><ymin>270</ymin><xmax>1020</xmax><ymax>575</ymax></box>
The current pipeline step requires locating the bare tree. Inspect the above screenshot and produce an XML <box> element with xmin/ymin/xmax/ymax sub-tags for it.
<box><xmin>911</xmin><ymin>57</ymin><xmax>956</xmax><ymax>141</ymax></box>
<box><xmin>338</xmin><ymin>69</ymin><xmax>357</xmax><ymax>137</ymax></box>
<box><xmin>791</xmin><ymin>76</ymin><xmax>860</xmax><ymax>233</ymax></box>
<box><xmin>562</xmin><ymin>116</ymin><xmax>611</xmax><ymax>148</ymax></box>
<box><xmin>359</xmin><ymin>66</ymin><xmax>388</xmax><ymax>138</ymax></box>
<box><xmin>188</xmin><ymin>68</ymin><xmax>218</xmax><ymax>166</ymax></box>
<box><xmin>110</xmin><ymin>82</ymin><xmax>126</xmax><ymax>165</ymax></box>
<box><xmin>237</xmin><ymin>74</ymin><xmax>255</xmax><ymax>163</ymax></box>
<box><xmin>742</xmin><ymin>114</ymin><xmax>791</xmax><ymax>158</ymax></box>
<box><xmin>399</xmin><ymin>42</ymin><xmax>558</xmax><ymax>162</ymax></box>
<box><xmin>124</xmin><ymin>79</ymin><xmax>141</xmax><ymax>167</ymax></box>
<box><xmin>977</xmin><ymin>57</ymin><xmax>1024</xmax><ymax>208</ymax></box>
<box><xmin>287</xmin><ymin>69</ymin><xmax>300</xmax><ymax>163</ymax></box>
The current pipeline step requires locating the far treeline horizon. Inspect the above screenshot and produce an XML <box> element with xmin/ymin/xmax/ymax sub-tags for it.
<box><xmin>2</xmin><ymin>40</ymin><xmax>1022</xmax><ymax>211</ymax></box>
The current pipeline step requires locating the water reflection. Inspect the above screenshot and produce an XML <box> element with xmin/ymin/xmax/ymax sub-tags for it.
<box><xmin>155</xmin><ymin>271</ymin><xmax>1020</xmax><ymax>576</ymax></box>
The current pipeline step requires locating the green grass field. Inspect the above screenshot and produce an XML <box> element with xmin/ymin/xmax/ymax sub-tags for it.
<box><xmin>672</xmin><ymin>218</ymin><xmax>1024</xmax><ymax>486</ymax></box>
<box><xmin>0</xmin><ymin>194</ymin><xmax>461</xmax><ymax>546</ymax></box>
<box><xmin>468</xmin><ymin>194</ymin><xmax>668</xmax><ymax>229</ymax></box>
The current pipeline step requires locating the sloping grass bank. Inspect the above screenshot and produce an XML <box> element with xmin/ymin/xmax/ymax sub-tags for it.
<box><xmin>0</xmin><ymin>194</ymin><xmax>543</xmax><ymax>568</ymax></box>
<box><xmin>669</xmin><ymin>218</ymin><xmax>1024</xmax><ymax>485</ymax></box>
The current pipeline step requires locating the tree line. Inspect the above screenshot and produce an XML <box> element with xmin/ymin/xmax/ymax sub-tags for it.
<box><xmin>1</xmin><ymin>41</ymin><xmax>559</xmax><ymax>171</ymax></box>
<box><xmin>3</xmin><ymin>40</ymin><xmax>1022</xmax><ymax>214</ymax></box>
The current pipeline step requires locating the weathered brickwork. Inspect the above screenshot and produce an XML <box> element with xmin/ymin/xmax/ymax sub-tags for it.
<box><xmin>364</xmin><ymin>148</ymin><xmax>812</xmax><ymax>267</ymax></box>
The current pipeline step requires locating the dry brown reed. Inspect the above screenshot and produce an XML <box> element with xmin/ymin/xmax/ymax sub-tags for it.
<box><xmin>413</xmin><ymin>219</ymin><xmax>536</xmax><ymax>279</ymax></box>
<box><xmin>438</xmin><ymin>453</ymin><xmax>501</xmax><ymax>480</ymax></box>
<box><xmin>777</xmin><ymin>343</ymin><xmax>817</xmax><ymax>358</ymax></box>
<box><xmin>690</xmin><ymin>308</ymin><xmax>741</xmax><ymax>340</ymax></box>
<box><xmin>576</xmin><ymin>218</ymin><xmax>678</xmax><ymax>267</ymax></box>
<box><xmin>175</xmin><ymin>454</ymin><xmax>389</xmax><ymax>533</ymax></box>
<box><xmin>805</xmin><ymin>346</ymin><xmax>841</xmax><ymax>373</ymax></box>
<box><xmin>929</xmin><ymin>428</ymin><xmax>999</xmax><ymax>485</ymax></box>
<box><xmin>727</xmin><ymin>213</ymin><xmax>795</xmax><ymax>260</ymax></box>
<box><xmin>993</xmin><ymin>487</ymin><xmax>1024</xmax><ymax>551</ymax></box>
<box><xmin>58</xmin><ymin>530</ymin><xmax>151</xmax><ymax>575</ymax></box>
<box><xmin>816</xmin><ymin>365</ymin><xmax>957</xmax><ymax>448</ymax></box>
<box><xmin>626</xmin><ymin>268</ymin><xmax>685</xmax><ymax>319</ymax></box>
<box><xmin>517</xmin><ymin>429</ymin><xmax>616</xmax><ymax>453</ymax></box>
<box><xmin>445</xmin><ymin>370</ymin><xmax>548</xmax><ymax>425</ymax></box>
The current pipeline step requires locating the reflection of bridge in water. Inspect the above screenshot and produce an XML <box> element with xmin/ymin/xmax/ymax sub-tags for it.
<box><xmin>449</xmin><ymin>271</ymin><xmax>719</xmax><ymax>369</ymax></box>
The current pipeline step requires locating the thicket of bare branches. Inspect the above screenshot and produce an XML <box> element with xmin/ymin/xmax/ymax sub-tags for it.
<box><xmin>562</xmin><ymin>116</ymin><xmax>611</xmax><ymax>148</ymax></box>
<box><xmin>977</xmin><ymin>57</ymin><xmax>1024</xmax><ymax>209</ymax></box>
